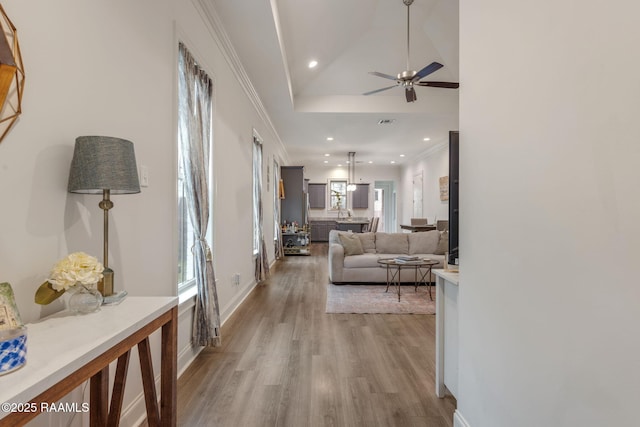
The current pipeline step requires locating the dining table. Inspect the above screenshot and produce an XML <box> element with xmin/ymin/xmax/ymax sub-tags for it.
<box><xmin>399</xmin><ymin>224</ymin><xmax>437</xmax><ymax>232</ymax></box>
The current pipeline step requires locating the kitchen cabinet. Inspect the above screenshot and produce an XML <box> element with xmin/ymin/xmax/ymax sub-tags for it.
<box><xmin>308</xmin><ymin>183</ymin><xmax>326</xmax><ymax>209</ymax></box>
<box><xmin>351</xmin><ymin>183</ymin><xmax>369</xmax><ymax>209</ymax></box>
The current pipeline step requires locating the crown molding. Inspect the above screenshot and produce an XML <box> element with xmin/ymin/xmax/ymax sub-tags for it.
<box><xmin>416</xmin><ymin>141</ymin><xmax>448</xmax><ymax>160</ymax></box>
<box><xmin>194</xmin><ymin>0</ymin><xmax>289</xmax><ymax>160</ymax></box>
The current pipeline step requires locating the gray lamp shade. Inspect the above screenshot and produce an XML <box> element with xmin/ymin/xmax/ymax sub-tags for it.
<box><xmin>68</xmin><ymin>136</ymin><xmax>141</xmax><ymax>194</ymax></box>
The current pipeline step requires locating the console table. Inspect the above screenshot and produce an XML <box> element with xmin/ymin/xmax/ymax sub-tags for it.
<box><xmin>0</xmin><ymin>296</ymin><xmax>178</xmax><ymax>426</ymax></box>
<box><xmin>433</xmin><ymin>270</ymin><xmax>459</xmax><ymax>399</ymax></box>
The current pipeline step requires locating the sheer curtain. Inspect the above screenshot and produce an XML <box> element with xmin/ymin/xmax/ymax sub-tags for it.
<box><xmin>178</xmin><ymin>43</ymin><xmax>221</xmax><ymax>347</ymax></box>
<box><xmin>253</xmin><ymin>137</ymin><xmax>270</xmax><ymax>282</ymax></box>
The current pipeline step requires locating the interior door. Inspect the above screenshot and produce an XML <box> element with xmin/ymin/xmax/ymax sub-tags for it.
<box><xmin>413</xmin><ymin>171</ymin><xmax>423</xmax><ymax>218</ymax></box>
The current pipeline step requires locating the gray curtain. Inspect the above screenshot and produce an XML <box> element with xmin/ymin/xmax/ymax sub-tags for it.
<box><xmin>178</xmin><ymin>43</ymin><xmax>221</xmax><ymax>347</ymax></box>
<box><xmin>274</xmin><ymin>160</ymin><xmax>284</xmax><ymax>259</ymax></box>
<box><xmin>254</xmin><ymin>138</ymin><xmax>270</xmax><ymax>282</ymax></box>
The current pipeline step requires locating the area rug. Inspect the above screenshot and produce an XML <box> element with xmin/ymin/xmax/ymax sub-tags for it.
<box><xmin>325</xmin><ymin>284</ymin><xmax>436</xmax><ymax>314</ymax></box>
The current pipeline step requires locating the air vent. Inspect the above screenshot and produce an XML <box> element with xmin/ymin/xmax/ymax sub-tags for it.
<box><xmin>377</xmin><ymin>119</ymin><xmax>395</xmax><ymax>125</ymax></box>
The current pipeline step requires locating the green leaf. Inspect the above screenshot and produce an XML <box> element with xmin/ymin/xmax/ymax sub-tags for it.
<box><xmin>34</xmin><ymin>281</ymin><xmax>65</xmax><ymax>305</ymax></box>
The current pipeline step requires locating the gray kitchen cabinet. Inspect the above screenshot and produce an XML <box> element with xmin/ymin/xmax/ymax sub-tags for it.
<box><xmin>351</xmin><ymin>184</ymin><xmax>369</xmax><ymax>209</ymax></box>
<box><xmin>308</xmin><ymin>183</ymin><xmax>326</xmax><ymax>209</ymax></box>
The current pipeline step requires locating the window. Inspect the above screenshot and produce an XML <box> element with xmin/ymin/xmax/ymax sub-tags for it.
<box><xmin>252</xmin><ymin>135</ymin><xmax>263</xmax><ymax>255</ymax></box>
<box><xmin>329</xmin><ymin>180</ymin><xmax>347</xmax><ymax>210</ymax></box>
<box><xmin>177</xmin><ymin>162</ymin><xmax>196</xmax><ymax>290</ymax></box>
<box><xmin>177</xmin><ymin>43</ymin><xmax>213</xmax><ymax>293</ymax></box>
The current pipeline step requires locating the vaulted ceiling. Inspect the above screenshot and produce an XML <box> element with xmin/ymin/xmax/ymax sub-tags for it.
<box><xmin>206</xmin><ymin>0</ymin><xmax>459</xmax><ymax>167</ymax></box>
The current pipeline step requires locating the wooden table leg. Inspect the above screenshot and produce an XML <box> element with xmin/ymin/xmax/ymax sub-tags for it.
<box><xmin>90</xmin><ymin>366</ymin><xmax>109</xmax><ymax>427</ymax></box>
<box><xmin>161</xmin><ymin>306</ymin><xmax>177</xmax><ymax>426</ymax></box>
<box><xmin>107</xmin><ymin>351</ymin><xmax>131</xmax><ymax>427</ymax></box>
<box><xmin>138</xmin><ymin>337</ymin><xmax>160</xmax><ymax>426</ymax></box>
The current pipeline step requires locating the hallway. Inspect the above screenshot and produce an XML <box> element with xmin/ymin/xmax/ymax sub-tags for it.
<box><xmin>177</xmin><ymin>244</ymin><xmax>456</xmax><ymax>426</ymax></box>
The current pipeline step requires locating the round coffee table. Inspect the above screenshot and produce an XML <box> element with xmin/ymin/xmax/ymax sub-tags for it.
<box><xmin>377</xmin><ymin>258</ymin><xmax>439</xmax><ymax>302</ymax></box>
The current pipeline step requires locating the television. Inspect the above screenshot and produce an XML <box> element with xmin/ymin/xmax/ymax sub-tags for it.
<box><xmin>448</xmin><ymin>131</ymin><xmax>459</xmax><ymax>266</ymax></box>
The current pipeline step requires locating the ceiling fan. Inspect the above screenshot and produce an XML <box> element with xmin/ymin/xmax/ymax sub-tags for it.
<box><xmin>363</xmin><ymin>0</ymin><xmax>459</xmax><ymax>103</ymax></box>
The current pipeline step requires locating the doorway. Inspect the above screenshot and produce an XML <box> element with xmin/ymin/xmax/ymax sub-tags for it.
<box><xmin>374</xmin><ymin>180</ymin><xmax>396</xmax><ymax>232</ymax></box>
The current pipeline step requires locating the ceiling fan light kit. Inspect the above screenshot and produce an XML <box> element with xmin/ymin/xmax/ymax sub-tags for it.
<box><xmin>364</xmin><ymin>0</ymin><xmax>458</xmax><ymax>102</ymax></box>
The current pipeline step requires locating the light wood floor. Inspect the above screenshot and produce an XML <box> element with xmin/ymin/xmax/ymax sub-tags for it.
<box><xmin>177</xmin><ymin>243</ymin><xmax>456</xmax><ymax>427</ymax></box>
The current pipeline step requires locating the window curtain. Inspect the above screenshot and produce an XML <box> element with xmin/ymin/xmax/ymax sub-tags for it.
<box><xmin>178</xmin><ymin>43</ymin><xmax>221</xmax><ymax>347</ymax></box>
<box><xmin>274</xmin><ymin>161</ymin><xmax>284</xmax><ymax>259</ymax></box>
<box><xmin>254</xmin><ymin>138</ymin><xmax>270</xmax><ymax>281</ymax></box>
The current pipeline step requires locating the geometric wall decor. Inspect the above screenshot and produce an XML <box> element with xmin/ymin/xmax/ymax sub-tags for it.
<box><xmin>0</xmin><ymin>5</ymin><xmax>24</xmax><ymax>144</ymax></box>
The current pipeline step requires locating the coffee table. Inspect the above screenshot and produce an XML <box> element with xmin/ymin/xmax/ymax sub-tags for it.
<box><xmin>377</xmin><ymin>258</ymin><xmax>439</xmax><ymax>302</ymax></box>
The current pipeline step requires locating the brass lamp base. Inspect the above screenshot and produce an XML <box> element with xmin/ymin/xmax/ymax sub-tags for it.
<box><xmin>99</xmin><ymin>268</ymin><xmax>114</xmax><ymax>297</ymax></box>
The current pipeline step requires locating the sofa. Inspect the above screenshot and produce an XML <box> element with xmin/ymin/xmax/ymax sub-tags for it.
<box><xmin>328</xmin><ymin>229</ymin><xmax>447</xmax><ymax>284</ymax></box>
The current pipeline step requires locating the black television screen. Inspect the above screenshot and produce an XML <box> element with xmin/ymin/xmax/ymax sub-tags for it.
<box><xmin>448</xmin><ymin>131</ymin><xmax>459</xmax><ymax>265</ymax></box>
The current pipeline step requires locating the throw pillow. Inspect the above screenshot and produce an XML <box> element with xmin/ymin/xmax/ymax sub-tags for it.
<box><xmin>357</xmin><ymin>232</ymin><xmax>376</xmax><ymax>253</ymax></box>
<box><xmin>434</xmin><ymin>230</ymin><xmax>448</xmax><ymax>255</ymax></box>
<box><xmin>408</xmin><ymin>230</ymin><xmax>440</xmax><ymax>254</ymax></box>
<box><xmin>375</xmin><ymin>233</ymin><xmax>409</xmax><ymax>254</ymax></box>
<box><xmin>339</xmin><ymin>232</ymin><xmax>364</xmax><ymax>256</ymax></box>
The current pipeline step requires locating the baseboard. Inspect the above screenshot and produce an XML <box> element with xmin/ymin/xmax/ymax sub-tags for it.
<box><xmin>454</xmin><ymin>409</ymin><xmax>471</xmax><ymax>427</ymax></box>
<box><xmin>219</xmin><ymin>278</ymin><xmax>257</xmax><ymax>322</ymax></box>
<box><xmin>121</xmin><ymin>278</ymin><xmax>258</xmax><ymax>426</ymax></box>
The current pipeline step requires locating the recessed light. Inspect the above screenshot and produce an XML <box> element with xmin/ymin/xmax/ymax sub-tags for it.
<box><xmin>324</xmin><ymin>153</ymin><xmax>330</xmax><ymax>157</ymax></box>
<box><xmin>308</xmin><ymin>60</ymin><xmax>318</xmax><ymax>68</ymax></box>
<box><xmin>338</xmin><ymin>164</ymin><xmax>343</xmax><ymax>167</ymax></box>
<box><xmin>423</xmin><ymin>137</ymin><xmax>430</xmax><ymax>141</ymax></box>
<box><xmin>368</xmin><ymin>161</ymin><xmax>373</xmax><ymax>164</ymax></box>
<box><xmin>390</xmin><ymin>160</ymin><xmax>396</xmax><ymax>164</ymax></box>
<box><xmin>326</xmin><ymin>137</ymin><xmax>334</xmax><ymax>141</ymax></box>
<box><xmin>323</xmin><ymin>160</ymin><xmax>329</xmax><ymax>164</ymax></box>
<box><xmin>400</xmin><ymin>154</ymin><xmax>405</xmax><ymax>157</ymax></box>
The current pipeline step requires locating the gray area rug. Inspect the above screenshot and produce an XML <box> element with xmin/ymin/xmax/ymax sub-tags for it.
<box><xmin>325</xmin><ymin>284</ymin><xmax>436</xmax><ymax>314</ymax></box>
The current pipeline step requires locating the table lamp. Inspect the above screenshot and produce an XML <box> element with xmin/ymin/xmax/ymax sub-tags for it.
<box><xmin>68</xmin><ymin>136</ymin><xmax>141</xmax><ymax>296</ymax></box>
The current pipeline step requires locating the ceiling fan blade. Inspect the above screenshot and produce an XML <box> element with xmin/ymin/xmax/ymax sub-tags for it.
<box><xmin>405</xmin><ymin>86</ymin><xmax>417</xmax><ymax>103</ymax></box>
<box><xmin>416</xmin><ymin>81</ymin><xmax>460</xmax><ymax>89</ymax></box>
<box><xmin>363</xmin><ymin>85</ymin><xmax>398</xmax><ymax>96</ymax></box>
<box><xmin>369</xmin><ymin>71</ymin><xmax>398</xmax><ymax>81</ymax></box>
<box><xmin>412</xmin><ymin>62</ymin><xmax>444</xmax><ymax>81</ymax></box>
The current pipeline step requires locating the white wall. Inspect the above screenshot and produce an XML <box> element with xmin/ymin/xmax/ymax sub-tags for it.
<box><xmin>400</xmin><ymin>144</ymin><xmax>450</xmax><ymax>225</ymax></box>
<box><xmin>458</xmin><ymin>1</ymin><xmax>640</xmax><ymax>426</ymax></box>
<box><xmin>0</xmin><ymin>0</ymin><xmax>286</xmax><ymax>425</ymax></box>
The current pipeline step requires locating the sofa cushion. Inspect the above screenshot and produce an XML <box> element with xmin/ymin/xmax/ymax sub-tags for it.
<box><xmin>339</xmin><ymin>233</ymin><xmax>364</xmax><ymax>256</ymax></box>
<box><xmin>408</xmin><ymin>230</ymin><xmax>440</xmax><ymax>255</ymax></box>
<box><xmin>434</xmin><ymin>230</ymin><xmax>449</xmax><ymax>255</ymax></box>
<box><xmin>357</xmin><ymin>232</ymin><xmax>376</xmax><ymax>253</ymax></box>
<box><xmin>344</xmin><ymin>253</ymin><xmax>381</xmax><ymax>268</ymax></box>
<box><xmin>376</xmin><ymin>233</ymin><xmax>408</xmax><ymax>254</ymax></box>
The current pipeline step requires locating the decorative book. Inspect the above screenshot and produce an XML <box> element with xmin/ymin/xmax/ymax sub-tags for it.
<box><xmin>394</xmin><ymin>256</ymin><xmax>423</xmax><ymax>264</ymax></box>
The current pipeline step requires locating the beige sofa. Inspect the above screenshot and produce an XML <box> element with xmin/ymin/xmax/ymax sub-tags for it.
<box><xmin>328</xmin><ymin>229</ymin><xmax>447</xmax><ymax>284</ymax></box>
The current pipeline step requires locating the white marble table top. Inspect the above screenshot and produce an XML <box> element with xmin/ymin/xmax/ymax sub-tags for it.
<box><xmin>433</xmin><ymin>269</ymin><xmax>460</xmax><ymax>285</ymax></box>
<box><xmin>0</xmin><ymin>296</ymin><xmax>177</xmax><ymax>417</ymax></box>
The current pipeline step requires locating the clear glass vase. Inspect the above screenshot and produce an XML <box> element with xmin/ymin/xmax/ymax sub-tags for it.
<box><xmin>68</xmin><ymin>284</ymin><xmax>103</xmax><ymax>314</ymax></box>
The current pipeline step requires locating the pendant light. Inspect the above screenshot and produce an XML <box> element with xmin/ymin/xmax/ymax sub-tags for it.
<box><xmin>347</xmin><ymin>152</ymin><xmax>356</xmax><ymax>191</ymax></box>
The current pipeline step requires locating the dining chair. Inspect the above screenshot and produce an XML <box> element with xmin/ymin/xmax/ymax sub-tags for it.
<box><xmin>410</xmin><ymin>218</ymin><xmax>428</xmax><ymax>226</ymax></box>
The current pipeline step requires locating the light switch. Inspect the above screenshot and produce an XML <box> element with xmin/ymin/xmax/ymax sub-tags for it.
<box><xmin>139</xmin><ymin>165</ymin><xmax>149</xmax><ymax>187</ymax></box>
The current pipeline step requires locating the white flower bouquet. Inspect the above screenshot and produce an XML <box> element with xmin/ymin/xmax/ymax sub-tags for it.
<box><xmin>35</xmin><ymin>252</ymin><xmax>104</xmax><ymax>304</ymax></box>
<box><xmin>48</xmin><ymin>252</ymin><xmax>104</xmax><ymax>291</ymax></box>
